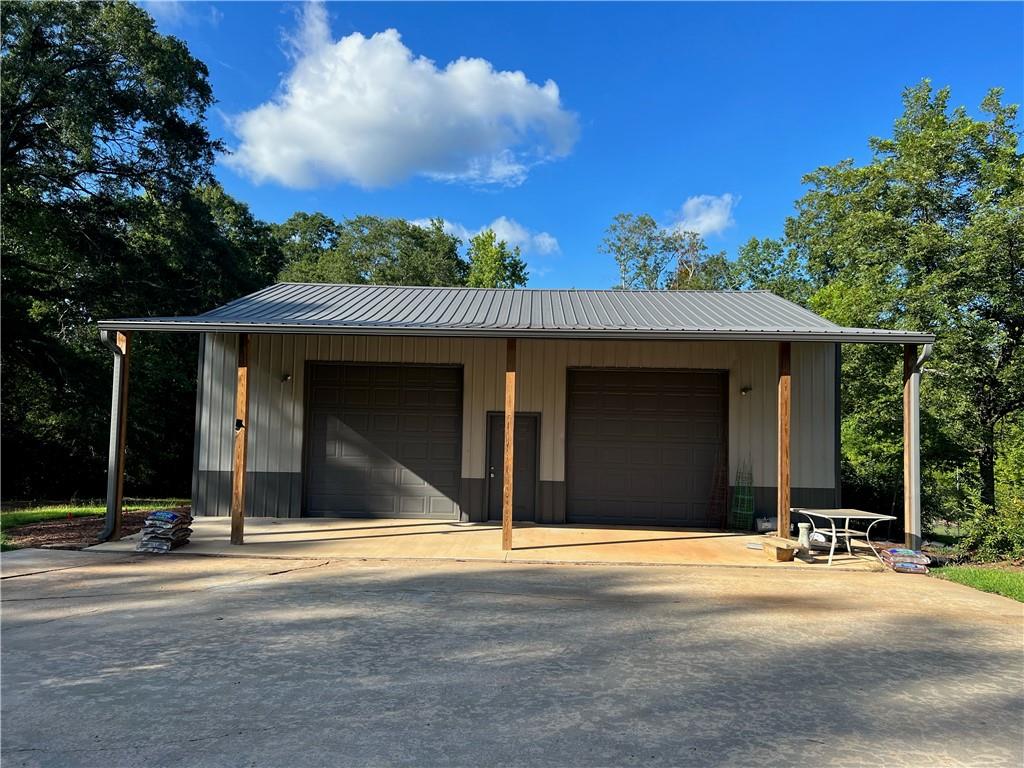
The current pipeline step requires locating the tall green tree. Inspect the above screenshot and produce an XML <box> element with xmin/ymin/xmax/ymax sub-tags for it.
<box><xmin>1</xmin><ymin>1</ymin><xmax>279</xmax><ymax>497</ymax></box>
<box><xmin>276</xmin><ymin>215</ymin><xmax>468</xmax><ymax>287</ymax></box>
<box><xmin>662</xmin><ymin>230</ymin><xmax>732</xmax><ymax>290</ymax></box>
<box><xmin>731</xmin><ymin>237</ymin><xmax>811</xmax><ymax>304</ymax></box>
<box><xmin>599</xmin><ymin>213</ymin><xmax>667</xmax><ymax>289</ymax></box>
<box><xmin>466</xmin><ymin>229</ymin><xmax>529</xmax><ymax>288</ymax></box>
<box><xmin>781</xmin><ymin>81</ymin><xmax>1023</xmax><ymax>553</ymax></box>
<box><xmin>275</xmin><ymin>212</ymin><xmax>355</xmax><ymax>283</ymax></box>
<box><xmin>600</xmin><ymin>213</ymin><xmax>726</xmax><ymax>289</ymax></box>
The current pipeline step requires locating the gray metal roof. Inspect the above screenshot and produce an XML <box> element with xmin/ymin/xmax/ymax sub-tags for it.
<box><xmin>98</xmin><ymin>283</ymin><xmax>935</xmax><ymax>344</ymax></box>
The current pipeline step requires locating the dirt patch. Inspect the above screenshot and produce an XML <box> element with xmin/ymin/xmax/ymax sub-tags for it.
<box><xmin>4</xmin><ymin>507</ymin><xmax>190</xmax><ymax>550</ymax></box>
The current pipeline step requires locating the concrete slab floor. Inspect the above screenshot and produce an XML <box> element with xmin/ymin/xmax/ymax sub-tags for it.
<box><xmin>1</xmin><ymin>551</ymin><xmax>1021</xmax><ymax>767</ymax></box>
<box><xmin>90</xmin><ymin>516</ymin><xmax>883</xmax><ymax>570</ymax></box>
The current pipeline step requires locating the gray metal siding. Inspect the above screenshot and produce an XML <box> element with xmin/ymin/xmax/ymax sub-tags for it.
<box><xmin>192</xmin><ymin>333</ymin><xmax>838</xmax><ymax>518</ymax></box>
<box><xmin>198</xmin><ymin>333</ymin><xmax>237</xmax><ymax>476</ymax></box>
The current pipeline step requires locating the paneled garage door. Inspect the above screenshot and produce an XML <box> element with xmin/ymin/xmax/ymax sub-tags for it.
<box><xmin>566</xmin><ymin>369</ymin><xmax>727</xmax><ymax>527</ymax></box>
<box><xmin>304</xmin><ymin>364</ymin><xmax>462</xmax><ymax>518</ymax></box>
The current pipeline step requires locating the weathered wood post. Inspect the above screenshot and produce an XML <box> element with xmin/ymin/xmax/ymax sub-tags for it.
<box><xmin>231</xmin><ymin>333</ymin><xmax>250</xmax><ymax>545</ymax></box>
<box><xmin>502</xmin><ymin>338</ymin><xmax>517</xmax><ymax>551</ymax></box>
<box><xmin>777</xmin><ymin>341</ymin><xmax>792</xmax><ymax>538</ymax></box>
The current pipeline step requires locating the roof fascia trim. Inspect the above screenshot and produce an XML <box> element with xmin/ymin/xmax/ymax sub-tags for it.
<box><xmin>96</xmin><ymin>320</ymin><xmax>935</xmax><ymax>345</ymax></box>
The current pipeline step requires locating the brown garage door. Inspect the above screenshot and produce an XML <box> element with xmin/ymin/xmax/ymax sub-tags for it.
<box><xmin>566</xmin><ymin>369</ymin><xmax>727</xmax><ymax>527</ymax></box>
<box><xmin>304</xmin><ymin>364</ymin><xmax>462</xmax><ymax>518</ymax></box>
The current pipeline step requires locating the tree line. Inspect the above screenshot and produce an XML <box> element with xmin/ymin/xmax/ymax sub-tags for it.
<box><xmin>2</xmin><ymin>2</ymin><xmax>1020</xmax><ymax>558</ymax></box>
<box><xmin>0</xmin><ymin>2</ymin><xmax>528</xmax><ymax>502</ymax></box>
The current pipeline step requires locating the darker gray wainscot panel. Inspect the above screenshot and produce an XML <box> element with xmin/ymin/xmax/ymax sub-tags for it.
<box><xmin>459</xmin><ymin>478</ymin><xmax>486</xmax><ymax>522</ymax></box>
<box><xmin>726</xmin><ymin>485</ymin><xmax>843</xmax><ymax>531</ymax></box>
<box><xmin>537</xmin><ymin>481</ymin><xmax>567</xmax><ymax>524</ymax></box>
<box><xmin>194</xmin><ymin>470</ymin><xmax>302</xmax><ymax>518</ymax></box>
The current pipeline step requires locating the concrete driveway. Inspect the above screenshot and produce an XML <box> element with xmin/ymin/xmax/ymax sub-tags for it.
<box><xmin>1</xmin><ymin>550</ymin><xmax>1021</xmax><ymax>767</ymax></box>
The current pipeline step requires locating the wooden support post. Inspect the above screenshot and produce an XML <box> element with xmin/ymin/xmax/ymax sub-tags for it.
<box><xmin>502</xmin><ymin>338</ymin><xmax>516</xmax><ymax>551</ymax></box>
<box><xmin>903</xmin><ymin>344</ymin><xmax>921</xmax><ymax>549</ymax></box>
<box><xmin>777</xmin><ymin>341</ymin><xmax>792</xmax><ymax>538</ymax></box>
<box><xmin>100</xmin><ymin>331</ymin><xmax>131</xmax><ymax>542</ymax></box>
<box><xmin>231</xmin><ymin>333</ymin><xmax>250</xmax><ymax>545</ymax></box>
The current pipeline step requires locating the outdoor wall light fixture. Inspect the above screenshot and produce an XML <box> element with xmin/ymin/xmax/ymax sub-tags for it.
<box><xmin>281</xmin><ymin>373</ymin><xmax>293</xmax><ymax>383</ymax></box>
<box><xmin>740</xmin><ymin>386</ymin><xmax>753</xmax><ymax>396</ymax></box>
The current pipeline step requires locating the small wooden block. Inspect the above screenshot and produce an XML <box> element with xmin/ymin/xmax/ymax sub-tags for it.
<box><xmin>760</xmin><ymin>536</ymin><xmax>797</xmax><ymax>562</ymax></box>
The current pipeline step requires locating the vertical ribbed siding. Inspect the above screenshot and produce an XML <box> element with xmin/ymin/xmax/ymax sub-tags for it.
<box><xmin>792</xmin><ymin>342</ymin><xmax>836</xmax><ymax>488</ymax></box>
<box><xmin>193</xmin><ymin>333</ymin><xmax>237</xmax><ymax>515</ymax></box>
<box><xmin>190</xmin><ymin>334</ymin><xmax>205</xmax><ymax>507</ymax></box>
<box><xmin>193</xmin><ymin>334</ymin><xmax>837</xmax><ymax>516</ymax></box>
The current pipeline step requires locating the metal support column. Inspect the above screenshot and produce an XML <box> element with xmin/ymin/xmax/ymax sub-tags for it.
<box><xmin>99</xmin><ymin>330</ymin><xmax>131</xmax><ymax>542</ymax></box>
<box><xmin>904</xmin><ymin>343</ymin><xmax>933</xmax><ymax>549</ymax></box>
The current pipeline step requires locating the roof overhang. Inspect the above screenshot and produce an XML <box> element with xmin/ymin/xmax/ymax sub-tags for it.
<box><xmin>95</xmin><ymin>318</ymin><xmax>936</xmax><ymax>345</ymax></box>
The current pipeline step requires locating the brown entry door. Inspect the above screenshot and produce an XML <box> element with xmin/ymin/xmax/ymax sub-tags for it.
<box><xmin>487</xmin><ymin>413</ymin><xmax>538</xmax><ymax>522</ymax></box>
<box><xmin>566</xmin><ymin>369</ymin><xmax>727</xmax><ymax>527</ymax></box>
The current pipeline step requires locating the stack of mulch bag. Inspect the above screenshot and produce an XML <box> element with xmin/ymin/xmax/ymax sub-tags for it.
<box><xmin>880</xmin><ymin>548</ymin><xmax>931</xmax><ymax>574</ymax></box>
<box><xmin>136</xmin><ymin>509</ymin><xmax>193</xmax><ymax>553</ymax></box>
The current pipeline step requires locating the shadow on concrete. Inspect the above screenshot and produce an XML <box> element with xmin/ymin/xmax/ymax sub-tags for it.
<box><xmin>512</xmin><ymin>533</ymin><xmax>745</xmax><ymax>551</ymax></box>
<box><xmin>242</xmin><ymin>521</ymin><xmax>453</xmax><ymax>537</ymax></box>
<box><xmin>1</xmin><ymin>556</ymin><xmax>1021</xmax><ymax>767</ymax></box>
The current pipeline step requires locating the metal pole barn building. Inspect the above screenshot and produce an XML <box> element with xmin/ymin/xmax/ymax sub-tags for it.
<box><xmin>98</xmin><ymin>284</ymin><xmax>934</xmax><ymax>550</ymax></box>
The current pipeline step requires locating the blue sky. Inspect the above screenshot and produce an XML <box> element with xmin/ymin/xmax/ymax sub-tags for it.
<box><xmin>146</xmin><ymin>1</ymin><xmax>1023</xmax><ymax>288</ymax></box>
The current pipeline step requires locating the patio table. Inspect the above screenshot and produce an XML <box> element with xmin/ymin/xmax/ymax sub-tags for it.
<box><xmin>790</xmin><ymin>508</ymin><xmax>897</xmax><ymax>566</ymax></box>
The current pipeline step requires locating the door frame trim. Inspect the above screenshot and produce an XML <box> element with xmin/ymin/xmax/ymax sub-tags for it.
<box><xmin>301</xmin><ymin>361</ymin><xmax>465</xmax><ymax>518</ymax></box>
<box><xmin>484</xmin><ymin>410</ymin><xmax>541</xmax><ymax>522</ymax></box>
<box><xmin>563</xmin><ymin>366</ymin><xmax>730</xmax><ymax>528</ymax></box>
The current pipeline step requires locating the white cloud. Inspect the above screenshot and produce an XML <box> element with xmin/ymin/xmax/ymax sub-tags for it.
<box><xmin>225</xmin><ymin>2</ymin><xmax>578</xmax><ymax>188</ymax></box>
<box><xmin>667</xmin><ymin>193</ymin><xmax>739</xmax><ymax>237</ymax></box>
<box><xmin>141</xmin><ymin>1</ymin><xmax>221</xmax><ymax>28</ymax></box>
<box><xmin>141</xmin><ymin>1</ymin><xmax>188</xmax><ymax>25</ymax></box>
<box><xmin>410</xmin><ymin>216</ymin><xmax>560</xmax><ymax>256</ymax></box>
<box><xmin>529</xmin><ymin>264</ymin><xmax>554</xmax><ymax>278</ymax></box>
<box><xmin>488</xmin><ymin>216</ymin><xmax>562</xmax><ymax>255</ymax></box>
<box><xmin>531</xmin><ymin>232</ymin><xmax>560</xmax><ymax>256</ymax></box>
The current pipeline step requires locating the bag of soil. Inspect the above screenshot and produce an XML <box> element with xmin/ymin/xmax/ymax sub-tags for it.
<box><xmin>890</xmin><ymin>561</ymin><xmax>929</xmax><ymax>574</ymax></box>
<box><xmin>880</xmin><ymin>548</ymin><xmax>931</xmax><ymax>566</ymax></box>
<box><xmin>136</xmin><ymin>509</ymin><xmax>193</xmax><ymax>553</ymax></box>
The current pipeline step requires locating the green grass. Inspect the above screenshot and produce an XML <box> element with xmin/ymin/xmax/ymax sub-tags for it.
<box><xmin>0</xmin><ymin>498</ymin><xmax>187</xmax><ymax>550</ymax></box>
<box><xmin>931</xmin><ymin>566</ymin><xmax>1024</xmax><ymax>603</ymax></box>
<box><xmin>925</xmin><ymin>522</ymin><xmax>964</xmax><ymax>549</ymax></box>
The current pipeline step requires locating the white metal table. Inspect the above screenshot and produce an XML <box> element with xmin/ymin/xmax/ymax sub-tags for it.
<box><xmin>791</xmin><ymin>508</ymin><xmax>897</xmax><ymax>566</ymax></box>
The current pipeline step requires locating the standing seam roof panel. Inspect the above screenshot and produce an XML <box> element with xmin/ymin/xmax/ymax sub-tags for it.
<box><xmin>598</xmin><ymin>290</ymin><xmax>630</xmax><ymax>327</ymax></box>
<box><xmin>105</xmin><ymin>284</ymin><xmax>934</xmax><ymax>343</ymax></box>
<box><xmin>644</xmin><ymin>292</ymin><xmax>681</xmax><ymax>330</ymax></box>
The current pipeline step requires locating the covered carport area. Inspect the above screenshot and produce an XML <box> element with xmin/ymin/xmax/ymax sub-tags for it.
<box><xmin>97</xmin><ymin>284</ymin><xmax>934</xmax><ymax>552</ymax></box>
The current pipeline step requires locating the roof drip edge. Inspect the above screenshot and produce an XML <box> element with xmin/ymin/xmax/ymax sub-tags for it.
<box><xmin>95</xmin><ymin>319</ymin><xmax>935</xmax><ymax>345</ymax></box>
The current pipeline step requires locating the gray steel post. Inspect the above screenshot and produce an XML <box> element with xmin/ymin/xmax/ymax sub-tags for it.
<box><xmin>98</xmin><ymin>329</ymin><xmax>130</xmax><ymax>542</ymax></box>
<box><xmin>906</xmin><ymin>343</ymin><xmax>933</xmax><ymax>549</ymax></box>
